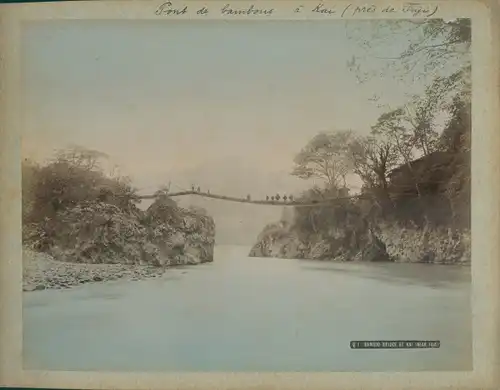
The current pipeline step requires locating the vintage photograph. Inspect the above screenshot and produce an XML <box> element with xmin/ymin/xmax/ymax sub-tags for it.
<box><xmin>20</xmin><ymin>15</ymin><xmax>473</xmax><ymax>372</ymax></box>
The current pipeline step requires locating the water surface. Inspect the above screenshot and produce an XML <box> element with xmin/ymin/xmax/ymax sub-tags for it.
<box><xmin>23</xmin><ymin>245</ymin><xmax>472</xmax><ymax>371</ymax></box>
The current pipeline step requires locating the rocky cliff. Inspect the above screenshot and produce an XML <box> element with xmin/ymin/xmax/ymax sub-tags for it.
<box><xmin>143</xmin><ymin>196</ymin><xmax>216</xmax><ymax>265</ymax></box>
<box><xmin>249</xmin><ymin>217</ymin><xmax>470</xmax><ymax>264</ymax></box>
<box><xmin>378</xmin><ymin>224</ymin><xmax>470</xmax><ymax>264</ymax></box>
<box><xmin>25</xmin><ymin>196</ymin><xmax>216</xmax><ymax>267</ymax></box>
<box><xmin>23</xmin><ymin>195</ymin><xmax>216</xmax><ymax>290</ymax></box>
<box><xmin>249</xmin><ymin>210</ymin><xmax>391</xmax><ymax>263</ymax></box>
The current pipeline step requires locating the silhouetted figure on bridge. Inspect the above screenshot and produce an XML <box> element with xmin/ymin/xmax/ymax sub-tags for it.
<box><xmin>191</xmin><ymin>185</ymin><xmax>195</xmax><ymax>191</ymax></box>
<box><xmin>271</xmin><ymin>196</ymin><xmax>275</xmax><ymax>201</ymax></box>
<box><xmin>289</xmin><ymin>195</ymin><xmax>294</xmax><ymax>201</ymax></box>
<box><xmin>247</xmin><ymin>194</ymin><xmax>251</xmax><ymax>201</ymax></box>
<box><xmin>197</xmin><ymin>186</ymin><xmax>201</xmax><ymax>192</ymax></box>
<box><xmin>283</xmin><ymin>195</ymin><xmax>287</xmax><ymax>202</ymax></box>
<box><xmin>276</xmin><ymin>194</ymin><xmax>281</xmax><ymax>201</ymax></box>
<box><xmin>207</xmin><ymin>189</ymin><xmax>210</xmax><ymax>194</ymax></box>
<box><xmin>266</xmin><ymin>196</ymin><xmax>269</xmax><ymax>201</ymax></box>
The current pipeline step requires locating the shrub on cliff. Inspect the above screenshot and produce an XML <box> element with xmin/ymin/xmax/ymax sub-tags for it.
<box><xmin>35</xmin><ymin>201</ymin><xmax>161</xmax><ymax>265</ymax></box>
<box><xmin>144</xmin><ymin>196</ymin><xmax>214</xmax><ymax>237</ymax></box>
<box><xmin>22</xmin><ymin>146</ymin><xmax>140</xmax><ymax>227</ymax></box>
<box><xmin>22</xmin><ymin>147</ymin><xmax>142</xmax><ymax>247</ymax></box>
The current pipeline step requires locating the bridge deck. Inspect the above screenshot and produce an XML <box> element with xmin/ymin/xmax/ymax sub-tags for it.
<box><xmin>138</xmin><ymin>191</ymin><xmax>362</xmax><ymax>207</ymax></box>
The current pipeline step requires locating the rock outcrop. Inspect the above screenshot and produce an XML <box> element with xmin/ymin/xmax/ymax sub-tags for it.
<box><xmin>25</xmin><ymin>198</ymin><xmax>216</xmax><ymax>267</ymax></box>
<box><xmin>144</xmin><ymin>196</ymin><xmax>216</xmax><ymax>265</ymax></box>
<box><xmin>249</xmin><ymin>217</ymin><xmax>469</xmax><ymax>264</ymax></box>
<box><xmin>378</xmin><ymin>224</ymin><xmax>470</xmax><ymax>264</ymax></box>
<box><xmin>23</xmin><ymin>195</ymin><xmax>216</xmax><ymax>291</ymax></box>
<box><xmin>249</xmin><ymin>208</ymin><xmax>393</xmax><ymax>263</ymax></box>
<box><xmin>31</xmin><ymin>201</ymin><xmax>158</xmax><ymax>265</ymax></box>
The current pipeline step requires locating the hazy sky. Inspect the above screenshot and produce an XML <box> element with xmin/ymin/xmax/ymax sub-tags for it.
<box><xmin>20</xmin><ymin>20</ymin><xmax>442</xmax><ymax>244</ymax></box>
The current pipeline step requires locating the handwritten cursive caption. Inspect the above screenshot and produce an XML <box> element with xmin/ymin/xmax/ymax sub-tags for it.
<box><xmin>154</xmin><ymin>2</ymin><xmax>439</xmax><ymax>18</ymax></box>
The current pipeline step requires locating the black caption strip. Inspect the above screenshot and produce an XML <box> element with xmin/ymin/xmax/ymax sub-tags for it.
<box><xmin>350</xmin><ymin>340</ymin><xmax>440</xmax><ymax>349</ymax></box>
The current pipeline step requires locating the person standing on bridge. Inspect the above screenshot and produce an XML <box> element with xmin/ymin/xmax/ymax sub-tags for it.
<box><xmin>191</xmin><ymin>185</ymin><xmax>195</xmax><ymax>191</ymax></box>
<box><xmin>283</xmin><ymin>195</ymin><xmax>288</xmax><ymax>202</ymax></box>
<box><xmin>289</xmin><ymin>195</ymin><xmax>294</xmax><ymax>201</ymax></box>
<box><xmin>266</xmin><ymin>195</ymin><xmax>269</xmax><ymax>201</ymax></box>
<box><xmin>276</xmin><ymin>194</ymin><xmax>281</xmax><ymax>201</ymax></box>
<box><xmin>247</xmin><ymin>194</ymin><xmax>251</xmax><ymax>201</ymax></box>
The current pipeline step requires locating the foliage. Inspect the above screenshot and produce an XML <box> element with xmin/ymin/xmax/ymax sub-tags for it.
<box><xmin>403</xmin><ymin>69</ymin><xmax>465</xmax><ymax>155</ymax></box>
<box><xmin>347</xmin><ymin>19</ymin><xmax>471</xmax><ymax>84</ymax></box>
<box><xmin>52</xmin><ymin>145</ymin><xmax>109</xmax><ymax>171</ymax></box>
<box><xmin>439</xmin><ymin>89</ymin><xmax>472</xmax><ymax>153</ymax></box>
<box><xmin>45</xmin><ymin>201</ymin><xmax>160</xmax><ymax>265</ymax></box>
<box><xmin>291</xmin><ymin>185</ymin><xmax>362</xmax><ymax>242</ymax></box>
<box><xmin>291</xmin><ymin>130</ymin><xmax>354</xmax><ymax>189</ymax></box>
<box><xmin>369</xmin><ymin>70</ymin><xmax>461</xmax><ymax>161</ymax></box>
<box><xmin>23</xmin><ymin>146</ymin><xmax>140</xmax><ymax>225</ymax></box>
<box><xmin>290</xmin><ymin>70</ymin><xmax>471</xmax><ymax>230</ymax></box>
<box><xmin>348</xmin><ymin>135</ymin><xmax>400</xmax><ymax>189</ymax></box>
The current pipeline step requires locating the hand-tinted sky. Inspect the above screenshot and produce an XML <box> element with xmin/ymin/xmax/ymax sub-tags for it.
<box><xmin>20</xmin><ymin>20</ymin><xmax>446</xmax><ymax>243</ymax></box>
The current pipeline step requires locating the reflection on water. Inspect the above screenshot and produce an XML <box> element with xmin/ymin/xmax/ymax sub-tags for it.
<box><xmin>23</xmin><ymin>245</ymin><xmax>472</xmax><ymax>372</ymax></box>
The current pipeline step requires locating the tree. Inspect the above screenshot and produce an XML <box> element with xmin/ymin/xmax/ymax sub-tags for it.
<box><xmin>348</xmin><ymin>135</ymin><xmax>400</xmax><ymax>217</ymax></box>
<box><xmin>370</xmin><ymin>107</ymin><xmax>431</xmax><ymax>213</ymax></box>
<box><xmin>368</xmin><ymin>69</ymin><xmax>465</xmax><ymax>163</ymax></box>
<box><xmin>292</xmin><ymin>130</ymin><xmax>354</xmax><ymax>189</ymax></box>
<box><xmin>406</xmin><ymin>69</ymin><xmax>466</xmax><ymax>155</ymax></box>
<box><xmin>439</xmin><ymin>93</ymin><xmax>471</xmax><ymax>153</ymax></box>
<box><xmin>53</xmin><ymin>145</ymin><xmax>109</xmax><ymax>171</ymax></box>
<box><xmin>347</xmin><ymin>19</ymin><xmax>471</xmax><ymax>148</ymax></box>
<box><xmin>395</xmin><ymin>19</ymin><xmax>471</xmax><ymax>74</ymax></box>
<box><xmin>292</xmin><ymin>187</ymin><xmax>325</xmax><ymax>235</ymax></box>
<box><xmin>348</xmin><ymin>135</ymin><xmax>400</xmax><ymax>191</ymax></box>
<box><xmin>344</xmin><ymin>19</ymin><xmax>471</xmax><ymax>229</ymax></box>
<box><xmin>371</xmin><ymin>108</ymin><xmax>415</xmax><ymax>162</ymax></box>
<box><xmin>24</xmin><ymin>146</ymin><xmax>138</xmax><ymax>224</ymax></box>
<box><xmin>347</xmin><ymin>19</ymin><xmax>471</xmax><ymax>85</ymax></box>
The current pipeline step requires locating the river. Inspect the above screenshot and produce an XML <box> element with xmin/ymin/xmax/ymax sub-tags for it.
<box><xmin>23</xmin><ymin>245</ymin><xmax>472</xmax><ymax>372</ymax></box>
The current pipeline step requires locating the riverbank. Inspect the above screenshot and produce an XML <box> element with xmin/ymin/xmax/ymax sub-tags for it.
<box><xmin>23</xmin><ymin>249</ymin><xmax>169</xmax><ymax>292</ymax></box>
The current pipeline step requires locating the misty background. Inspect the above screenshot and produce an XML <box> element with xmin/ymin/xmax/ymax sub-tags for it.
<box><xmin>21</xmin><ymin>20</ymin><xmax>432</xmax><ymax>245</ymax></box>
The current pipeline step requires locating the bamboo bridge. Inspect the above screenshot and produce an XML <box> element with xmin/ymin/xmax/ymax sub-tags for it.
<box><xmin>137</xmin><ymin>190</ymin><xmax>362</xmax><ymax>208</ymax></box>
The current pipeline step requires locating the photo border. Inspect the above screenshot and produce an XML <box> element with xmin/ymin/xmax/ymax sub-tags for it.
<box><xmin>1</xmin><ymin>1</ymin><xmax>499</xmax><ymax>388</ymax></box>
